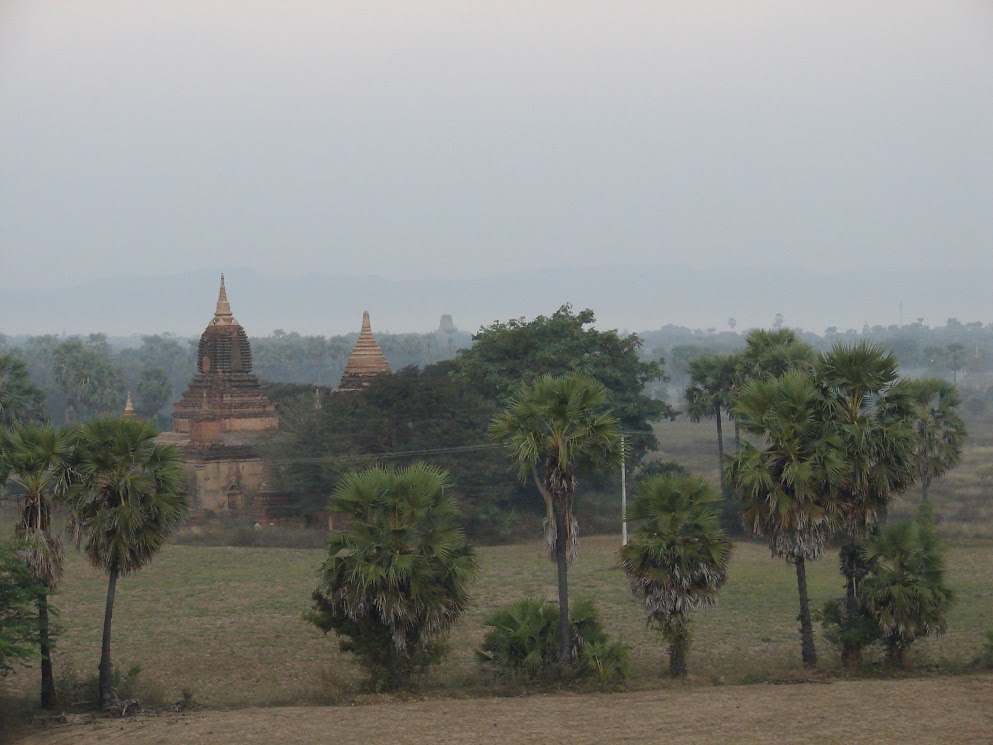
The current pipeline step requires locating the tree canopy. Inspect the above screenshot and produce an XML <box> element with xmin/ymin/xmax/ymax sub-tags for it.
<box><xmin>456</xmin><ymin>305</ymin><xmax>673</xmax><ymax>463</ymax></box>
<box><xmin>263</xmin><ymin>362</ymin><xmax>528</xmax><ymax>541</ymax></box>
<box><xmin>0</xmin><ymin>353</ymin><xmax>47</xmax><ymax>428</ymax></box>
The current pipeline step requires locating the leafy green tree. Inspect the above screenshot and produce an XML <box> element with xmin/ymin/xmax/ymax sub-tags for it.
<box><xmin>52</xmin><ymin>338</ymin><xmax>124</xmax><ymax>421</ymax></box>
<box><xmin>726</xmin><ymin>371</ymin><xmax>846</xmax><ymax>668</ymax></box>
<box><xmin>816</xmin><ymin>342</ymin><xmax>919</xmax><ymax>667</ymax></box>
<box><xmin>863</xmin><ymin>505</ymin><xmax>953</xmax><ymax>667</ymax></box>
<box><xmin>0</xmin><ymin>353</ymin><xmax>47</xmax><ymax>428</ymax></box>
<box><xmin>619</xmin><ymin>474</ymin><xmax>732</xmax><ymax>677</ymax></box>
<box><xmin>0</xmin><ymin>541</ymin><xmax>46</xmax><ymax>678</ymax></box>
<box><xmin>904</xmin><ymin>377</ymin><xmax>966</xmax><ymax>503</ymax></box>
<box><xmin>0</xmin><ymin>423</ymin><xmax>74</xmax><ymax>707</ymax></box>
<box><xmin>490</xmin><ymin>373</ymin><xmax>623</xmax><ymax>667</ymax></box>
<box><xmin>306</xmin><ymin>463</ymin><xmax>478</xmax><ymax>691</ymax></box>
<box><xmin>135</xmin><ymin>367</ymin><xmax>172</xmax><ymax>420</ymax></box>
<box><xmin>457</xmin><ymin>305</ymin><xmax>673</xmax><ymax>464</ymax></box>
<box><xmin>262</xmin><ymin>362</ymin><xmax>524</xmax><ymax>538</ymax></box>
<box><xmin>63</xmin><ymin>417</ymin><xmax>187</xmax><ymax>708</ymax></box>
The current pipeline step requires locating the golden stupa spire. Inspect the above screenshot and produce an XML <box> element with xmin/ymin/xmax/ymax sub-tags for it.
<box><xmin>337</xmin><ymin>311</ymin><xmax>391</xmax><ymax>392</ymax></box>
<box><xmin>123</xmin><ymin>392</ymin><xmax>137</xmax><ymax>418</ymax></box>
<box><xmin>212</xmin><ymin>273</ymin><xmax>237</xmax><ymax>325</ymax></box>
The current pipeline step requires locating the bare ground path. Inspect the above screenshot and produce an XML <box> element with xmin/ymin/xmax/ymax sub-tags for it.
<box><xmin>16</xmin><ymin>674</ymin><xmax>993</xmax><ymax>745</ymax></box>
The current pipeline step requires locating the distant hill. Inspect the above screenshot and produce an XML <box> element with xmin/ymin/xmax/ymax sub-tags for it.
<box><xmin>1</xmin><ymin>264</ymin><xmax>989</xmax><ymax>337</ymax></box>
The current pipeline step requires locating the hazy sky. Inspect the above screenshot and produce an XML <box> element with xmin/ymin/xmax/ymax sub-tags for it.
<box><xmin>1</xmin><ymin>2</ymin><xmax>991</xmax><ymax>331</ymax></box>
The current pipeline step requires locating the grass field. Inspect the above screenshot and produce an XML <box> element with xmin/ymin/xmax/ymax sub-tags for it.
<box><xmin>3</xmin><ymin>412</ymin><xmax>993</xmax><ymax>742</ymax></box>
<box><xmin>3</xmin><ymin>533</ymin><xmax>991</xmax><ymax>712</ymax></box>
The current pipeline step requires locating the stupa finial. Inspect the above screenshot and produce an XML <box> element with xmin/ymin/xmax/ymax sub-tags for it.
<box><xmin>213</xmin><ymin>273</ymin><xmax>234</xmax><ymax>324</ymax></box>
<box><xmin>361</xmin><ymin>310</ymin><xmax>371</xmax><ymax>332</ymax></box>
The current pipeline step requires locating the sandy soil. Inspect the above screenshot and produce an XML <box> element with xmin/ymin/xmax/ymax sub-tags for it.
<box><xmin>15</xmin><ymin>674</ymin><xmax>993</xmax><ymax>745</ymax></box>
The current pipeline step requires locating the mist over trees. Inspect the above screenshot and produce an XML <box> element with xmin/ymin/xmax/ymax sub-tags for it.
<box><xmin>2</xmin><ymin>315</ymin><xmax>992</xmax><ymax>433</ymax></box>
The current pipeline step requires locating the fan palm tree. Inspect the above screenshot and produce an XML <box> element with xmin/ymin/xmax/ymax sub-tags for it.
<box><xmin>736</xmin><ymin>328</ymin><xmax>815</xmax><ymax>383</ymax></box>
<box><xmin>816</xmin><ymin>342</ymin><xmax>919</xmax><ymax>666</ymax></box>
<box><xmin>862</xmin><ymin>506</ymin><xmax>953</xmax><ymax>667</ymax></box>
<box><xmin>685</xmin><ymin>354</ymin><xmax>737</xmax><ymax>487</ymax></box>
<box><xmin>0</xmin><ymin>423</ymin><xmax>74</xmax><ymax>707</ymax></box>
<box><xmin>63</xmin><ymin>416</ymin><xmax>187</xmax><ymax>708</ymax></box>
<box><xmin>307</xmin><ymin>463</ymin><xmax>478</xmax><ymax>691</ymax></box>
<box><xmin>726</xmin><ymin>370</ymin><xmax>846</xmax><ymax>668</ymax></box>
<box><xmin>904</xmin><ymin>377</ymin><xmax>966</xmax><ymax>503</ymax></box>
<box><xmin>619</xmin><ymin>474</ymin><xmax>732</xmax><ymax>677</ymax></box>
<box><xmin>490</xmin><ymin>373</ymin><xmax>623</xmax><ymax>667</ymax></box>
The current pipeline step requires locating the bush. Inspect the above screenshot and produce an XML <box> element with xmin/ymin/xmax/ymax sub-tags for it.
<box><xmin>818</xmin><ymin>597</ymin><xmax>881</xmax><ymax>665</ymax></box>
<box><xmin>477</xmin><ymin>596</ymin><xmax>628</xmax><ymax>688</ymax></box>
<box><xmin>0</xmin><ymin>540</ymin><xmax>45</xmax><ymax>677</ymax></box>
<box><xmin>171</xmin><ymin>519</ymin><xmax>327</xmax><ymax>549</ymax></box>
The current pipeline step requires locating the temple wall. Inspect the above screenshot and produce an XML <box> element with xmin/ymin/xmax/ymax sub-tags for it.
<box><xmin>224</xmin><ymin>416</ymin><xmax>279</xmax><ymax>433</ymax></box>
<box><xmin>181</xmin><ymin>458</ymin><xmax>270</xmax><ymax>514</ymax></box>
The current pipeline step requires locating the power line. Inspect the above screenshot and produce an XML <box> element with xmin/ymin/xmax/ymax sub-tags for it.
<box><xmin>265</xmin><ymin>442</ymin><xmax>503</xmax><ymax>466</ymax></box>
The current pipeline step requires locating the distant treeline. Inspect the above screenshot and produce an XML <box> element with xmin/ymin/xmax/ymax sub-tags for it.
<box><xmin>3</xmin><ymin>316</ymin><xmax>992</xmax><ymax>426</ymax></box>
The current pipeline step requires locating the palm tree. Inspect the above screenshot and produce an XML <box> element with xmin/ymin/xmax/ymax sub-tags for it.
<box><xmin>816</xmin><ymin>342</ymin><xmax>919</xmax><ymax>666</ymax></box>
<box><xmin>726</xmin><ymin>371</ymin><xmax>846</xmax><ymax>668</ymax></box>
<box><xmin>684</xmin><ymin>354</ymin><xmax>737</xmax><ymax>487</ymax></box>
<box><xmin>904</xmin><ymin>377</ymin><xmax>966</xmax><ymax>503</ymax></box>
<box><xmin>0</xmin><ymin>423</ymin><xmax>74</xmax><ymax>708</ymax></box>
<box><xmin>490</xmin><ymin>373</ymin><xmax>623</xmax><ymax>667</ymax></box>
<box><xmin>307</xmin><ymin>463</ymin><xmax>478</xmax><ymax>691</ymax></box>
<box><xmin>0</xmin><ymin>353</ymin><xmax>47</xmax><ymax>428</ymax></box>
<box><xmin>862</xmin><ymin>505</ymin><xmax>953</xmax><ymax>667</ymax></box>
<box><xmin>619</xmin><ymin>474</ymin><xmax>732</xmax><ymax>677</ymax></box>
<box><xmin>63</xmin><ymin>416</ymin><xmax>187</xmax><ymax>708</ymax></box>
<box><xmin>735</xmin><ymin>328</ymin><xmax>815</xmax><ymax>383</ymax></box>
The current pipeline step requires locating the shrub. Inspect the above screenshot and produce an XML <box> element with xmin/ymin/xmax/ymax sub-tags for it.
<box><xmin>862</xmin><ymin>505</ymin><xmax>954</xmax><ymax>668</ymax></box>
<box><xmin>0</xmin><ymin>540</ymin><xmax>45</xmax><ymax>677</ymax></box>
<box><xmin>478</xmin><ymin>596</ymin><xmax>628</xmax><ymax>688</ymax></box>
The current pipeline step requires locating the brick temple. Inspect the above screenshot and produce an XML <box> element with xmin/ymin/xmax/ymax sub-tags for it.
<box><xmin>160</xmin><ymin>275</ymin><xmax>284</xmax><ymax>517</ymax></box>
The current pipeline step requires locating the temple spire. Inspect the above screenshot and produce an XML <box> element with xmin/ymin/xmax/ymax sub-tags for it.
<box><xmin>123</xmin><ymin>392</ymin><xmax>137</xmax><ymax>419</ymax></box>
<box><xmin>336</xmin><ymin>310</ymin><xmax>391</xmax><ymax>393</ymax></box>
<box><xmin>212</xmin><ymin>273</ymin><xmax>236</xmax><ymax>325</ymax></box>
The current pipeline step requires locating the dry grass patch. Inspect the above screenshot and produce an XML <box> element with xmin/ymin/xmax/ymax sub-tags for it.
<box><xmin>17</xmin><ymin>674</ymin><xmax>993</xmax><ymax>745</ymax></box>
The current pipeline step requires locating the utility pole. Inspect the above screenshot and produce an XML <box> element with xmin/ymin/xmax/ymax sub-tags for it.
<box><xmin>621</xmin><ymin>435</ymin><xmax>628</xmax><ymax>546</ymax></box>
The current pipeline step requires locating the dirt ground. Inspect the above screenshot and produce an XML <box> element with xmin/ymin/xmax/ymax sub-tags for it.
<box><xmin>14</xmin><ymin>674</ymin><xmax>993</xmax><ymax>745</ymax></box>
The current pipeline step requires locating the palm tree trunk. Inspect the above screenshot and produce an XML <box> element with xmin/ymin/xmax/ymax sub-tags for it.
<box><xmin>839</xmin><ymin>540</ymin><xmax>865</xmax><ymax>668</ymax></box>
<box><xmin>99</xmin><ymin>563</ymin><xmax>119</xmax><ymax>708</ymax></box>
<box><xmin>38</xmin><ymin>591</ymin><xmax>55</xmax><ymax>709</ymax></box>
<box><xmin>795</xmin><ymin>558</ymin><xmax>817</xmax><ymax>669</ymax></box>
<box><xmin>921</xmin><ymin>479</ymin><xmax>930</xmax><ymax>503</ymax></box>
<box><xmin>553</xmin><ymin>498</ymin><xmax>571</xmax><ymax>669</ymax></box>
<box><xmin>887</xmin><ymin>636</ymin><xmax>905</xmax><ymax>668</ymax></box>
<box><xmin>668</xmin><ymin>624</ymin><xmax>689</xmax><ymax>678</ymax></box>
<box><xmin>714</xmin><ymin>404</ymin><xmax>726</xmax><ymax>494</ymax></box>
